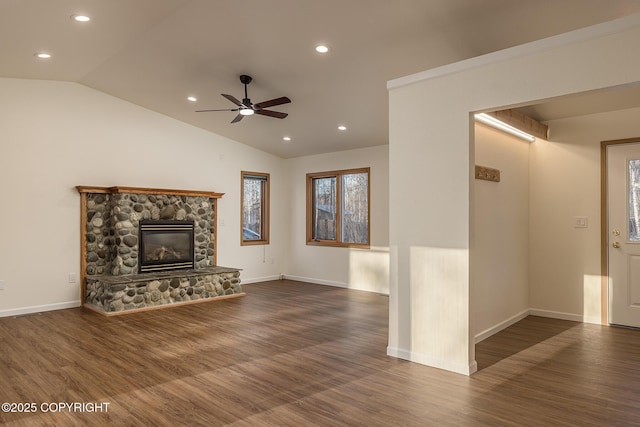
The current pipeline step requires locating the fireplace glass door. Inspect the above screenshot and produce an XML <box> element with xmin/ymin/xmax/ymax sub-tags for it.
<box><xmin>139</xmin><ymin>220</ymin><xmax>195</xmax><ymax>273</ymax></box>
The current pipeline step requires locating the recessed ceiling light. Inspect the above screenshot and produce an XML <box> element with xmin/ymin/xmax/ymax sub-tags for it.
<box><xmin>315</xmin><ymin>44</ymin><xmax>330</xmax><ymax>54</ymax></box>
<box><xmin>71</xmin><ymin>14</ymin><xmax>91</xmax><ymax>22</ymax></box>
<box><xmin>337</xmin><ymin>125</ymin><xmax>347</xmax><ymax>131</ymax></box>
<box><xmin>34</xmin><ymin>52</ymin><xmax>52</xmax><ymax>59</ymax></box>
<box><xmin>283</xmin><ymin>136</ymin><xmax>292</xmax><ymax>142</ymax></box>
<box><xmin>187</xmin><ymin>96</ymin><xmax>198</xmax><ymax>102</ymax></box>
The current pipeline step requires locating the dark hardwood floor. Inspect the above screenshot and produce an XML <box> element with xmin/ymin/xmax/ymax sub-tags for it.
<box><xmin>1</xmin><ymin>280</ymin><xmax>640</xmax><ymax>426</ymax></box>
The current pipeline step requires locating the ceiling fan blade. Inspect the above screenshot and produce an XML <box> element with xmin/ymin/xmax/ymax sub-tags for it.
<box><xmin>254</xmin><ymin>97</ymin><xmax>291</xmax><ymax>109</ymax></box>
<box><xmin>222</xmin><ymin>94</ymin><xmax>243</xmax><ymax>106</ymax></box>
<box><xmin>255</xmin><ymin>109</ymin><xmax>288</xmax><ymax>119</ymax></box>
<box><xmin>231</xmin><ymin>113</ymin><xmax>244</xmax><ymax>123</ymax></box>
<box><xmin>195</xmin><ymin>108</ymin><xmax>239</xmax><ymax>112</ymax></box>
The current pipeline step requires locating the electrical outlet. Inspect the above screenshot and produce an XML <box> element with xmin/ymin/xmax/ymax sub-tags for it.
<box><xmin>68</xmin><ymin>273</ymin><xmax>77</xmax><ymax>284</ymax></box>
<box><xmin>0</xmin><ymin>280</ymin><xmax>5</xmax><ymax>290</ymax></box>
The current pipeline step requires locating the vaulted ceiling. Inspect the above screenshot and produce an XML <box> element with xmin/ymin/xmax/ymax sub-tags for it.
<box><xmin>3</xmin><ymin>1</ymin><xmax>640</xmax><ymax>158</ymax></box>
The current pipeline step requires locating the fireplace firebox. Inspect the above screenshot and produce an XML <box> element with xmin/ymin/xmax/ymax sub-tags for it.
<box><xmin>139</xmin><ymin>220</ymin><xmax>195</xmax><ymax>273</ymax></box>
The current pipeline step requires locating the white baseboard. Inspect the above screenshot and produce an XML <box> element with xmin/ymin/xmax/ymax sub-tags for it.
<box><xmin>240</xmin><ymin>275</ymin><xmax>282</xmax><ymax>284</ymax></box>
<box><xmin>387</xmin><ymin>346</ymin><xmax>477</xmax><ymax>376</ymax></box>
<box><xmin>474</xmin><ymin>308</ymin><xmax>601</xmax><ymax>344</ymax></box>
<box><xmin>474</xmin><ymin>309</ymin><xmax>530</xmax><ymax>343</ymax></box>
<box><xmin>282</xmin><ymin>274</ymin><xmax>389</xmax><ymax>295</ymax></box>
<box><xmin>282</xmin><ymin>274</ymin><xmax>348</xmax><ymax>288</ymax></box>
<box><xmin>529</xmin><ymin>308</ymin><xmax>601</xmax><ymax>324</ymax></box>
<box><xmin>0</xmin><ymin>301</ymin><xmax>81</xmax><ymax>318</ymax></box>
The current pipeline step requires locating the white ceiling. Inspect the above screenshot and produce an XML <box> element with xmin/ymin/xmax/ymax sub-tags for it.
<box><xmin>3</xmin><ymin>1</ymin><xmax>640</xmax><ymax>158</ymax></box>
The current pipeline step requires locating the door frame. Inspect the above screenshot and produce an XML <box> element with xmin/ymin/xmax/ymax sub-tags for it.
<box><xmin>600</xmin><ymin>137</ymin><xmax>640</xmax><ymax>325</ymax></box>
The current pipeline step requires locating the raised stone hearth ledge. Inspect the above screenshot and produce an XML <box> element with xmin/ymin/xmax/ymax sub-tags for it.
<box><xmin>85</xmin><ymin>267</ymin><xmax>243</xmax><ymax>316</ymax></box>
<box><xmin>77</xmin><ymin>185</ymin><xmax>244</xmax><ymax>316</ymax></box>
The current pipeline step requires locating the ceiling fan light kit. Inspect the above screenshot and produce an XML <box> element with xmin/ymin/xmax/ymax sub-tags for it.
<box><xmin>196</xmin><ymin>74</ymin><xmax>290</xmax><ymax>123</ymax></box>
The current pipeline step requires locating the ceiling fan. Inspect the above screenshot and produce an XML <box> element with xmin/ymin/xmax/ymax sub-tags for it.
<box><xmin>196</xmin><ymin>75</ymin><xmax>291</xmax><ymax>123</ymax></box>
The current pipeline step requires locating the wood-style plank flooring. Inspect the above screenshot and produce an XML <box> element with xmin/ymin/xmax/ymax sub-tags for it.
<box><xmin>1</xmin><ymin>280</ymin><xmax>640</xmax><ymax>426</ymax></box>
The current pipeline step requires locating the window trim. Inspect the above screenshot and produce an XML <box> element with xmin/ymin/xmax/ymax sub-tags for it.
<box><xmin>241</xmin><ymin>171</ymin><xmax>270</xmax><ymax>246</ymax></box>
<box><xmin>306</xmin><ymin>167</ymin><xmax>370</xmax><ymax>248</ymax></box>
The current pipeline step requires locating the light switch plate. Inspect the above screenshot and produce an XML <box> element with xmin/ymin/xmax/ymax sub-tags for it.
<box><xmin>0</xmin><ymin>280</ymin><xmax>5</xmax><ymax>290</ymax></box>
<box><xmin>574</xmin><ymin>216</ymin><xmax>588</xmax><ymax>228</ymax></box>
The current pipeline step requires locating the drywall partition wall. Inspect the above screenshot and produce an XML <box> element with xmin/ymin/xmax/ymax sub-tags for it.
<box><xmin>0</xmin><ymin>78</ymin><xmax>287</xmax><ymax>316</ymax></box>
<box><xmin>472</xmin><ymin>124</ymin><xmax>529</xmax><ymax>340</ymax></box>
<box><xmin>529</xmin><ymin>106</ymin><xmax>640</xmax><ymax>324</ymax></box>
<box><xmin>388</xmin><ymin>14</ymin><xmax>640</xmax><ymax>375</ymax></box>
<box><xmin>284</xmin><ymin>145</ymin><xmax>390</xmax><ymax>294</ymax></box>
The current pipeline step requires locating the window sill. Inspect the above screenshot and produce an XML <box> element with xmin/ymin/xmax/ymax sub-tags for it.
<box><xmin>306</xmin><ymin>240</ymin><xmax>370</xmax><ymax>249</ymax></box>
<box><xmin>241</xmin><ymin>240</ymin><xmax>270</xmax><ymax>246</ymax></box>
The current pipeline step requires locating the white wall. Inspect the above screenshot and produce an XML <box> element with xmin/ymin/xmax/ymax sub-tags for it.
<box><xmin>0</xmin><ymin>78</ymin><xmax>287</xmax><ymax>315</ymax></box>
<box><xmin>388</xmin><ymin>14</ymin><xmax>640</xmax><ymax>375</ymax></box>
<box><xmin>530</xmin><ymin>106</ymin><xmax>640</xmax><ymax>324</ymax></box>
<box><xmin>284</xmin><ymin>145</ymin><xmax>390</xmax><ymax>294</ymax></box>
<box><xmin>472</xmin><ymin>123</ymin><xmax>529</xmax><ymax>338</ymax></box>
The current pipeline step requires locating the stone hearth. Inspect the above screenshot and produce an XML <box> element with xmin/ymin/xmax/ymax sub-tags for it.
<box><xmin>76</xmin><ymin>186</ymin><xmax>243</xmax><ymax>315</ymax></box>
<box><xmin>85</xmin><ymin>267</ymin><xmax>241</xmax><ymax>313</ymax></box>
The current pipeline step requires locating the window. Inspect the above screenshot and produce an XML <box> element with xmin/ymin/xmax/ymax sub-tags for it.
<box><xmin>306</xmin><ymin>167</ymin><xmax>370</xmax><ymax>248</ymax></box>
<box><xmin>241</xmin><ymin>171</ymin><xmax>269</xmax><ymax>245</ymax></box>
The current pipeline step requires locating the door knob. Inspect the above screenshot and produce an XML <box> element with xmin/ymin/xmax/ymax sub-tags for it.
<box><xmin>613</xmin><ymin>242</ymin><xmax>621</xmax><ymax>248</ymax></box>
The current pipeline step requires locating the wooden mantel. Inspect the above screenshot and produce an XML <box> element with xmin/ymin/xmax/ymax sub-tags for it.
<box><xmin>76</xmin><ymin>185</ymin><xmax>224</xmax><ymax>199</ymax></box>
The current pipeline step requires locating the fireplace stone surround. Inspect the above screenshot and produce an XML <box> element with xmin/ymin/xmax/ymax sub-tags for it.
<box><xmin>76</xmin><ymin>186</ymin><xmax>243</xmax><ymax>315</ymax></box>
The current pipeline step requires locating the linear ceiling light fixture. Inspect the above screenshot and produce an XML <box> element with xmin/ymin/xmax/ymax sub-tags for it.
<box><xmin>474</xmin><ymin>113</ymin><xmax>535</xmax><ymax>142</ymax></box>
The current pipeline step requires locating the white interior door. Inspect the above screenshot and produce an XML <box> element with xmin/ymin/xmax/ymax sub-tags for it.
<box><xmin>608</xmin><ymin>142</ymin><xmax>640</xmax><ymax>327</ymax></box>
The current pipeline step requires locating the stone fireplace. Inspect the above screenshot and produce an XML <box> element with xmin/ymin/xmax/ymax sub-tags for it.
<box><xmin>76</xmin><ymin>186</ymin><xmax>243</xmax><ymax>315</ymax></box>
